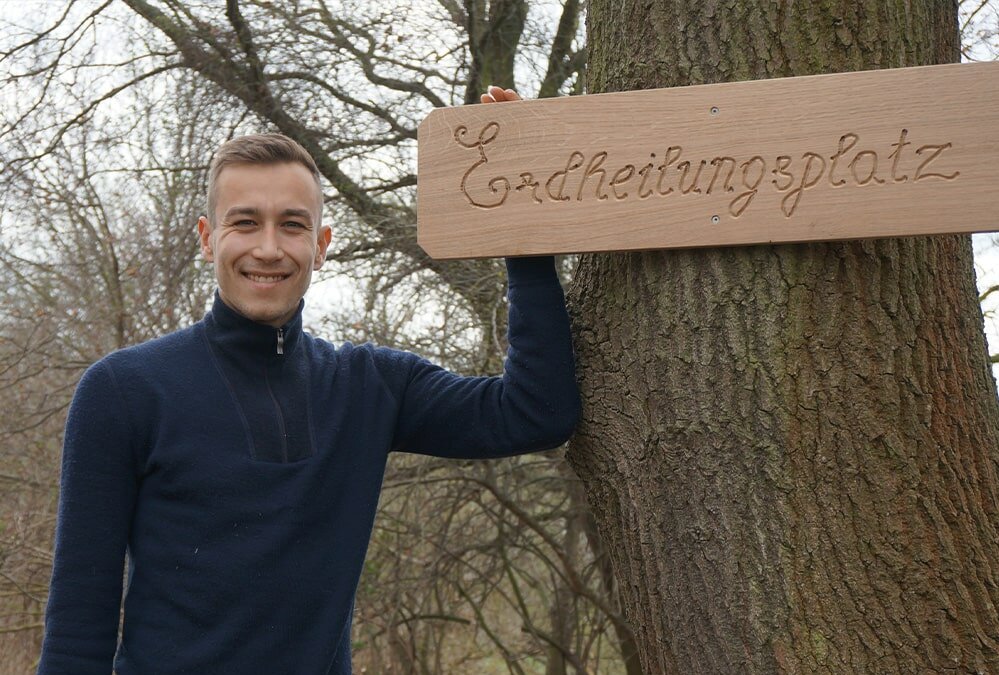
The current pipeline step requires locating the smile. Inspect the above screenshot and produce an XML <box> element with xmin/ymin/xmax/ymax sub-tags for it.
<box><xmin>243</xmin><ymin>272</ymin><xmax>291</xmax><ymax>284</ymax></box>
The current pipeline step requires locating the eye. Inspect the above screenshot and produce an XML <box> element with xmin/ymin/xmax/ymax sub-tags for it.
<box><xmin>233</xmin><ymin>219</ymin><xmax>256</xmax><ymax>227</ymax></box>
<box><xmin>284</xmin><ymin>221</ymin><xmax>307</xmax><ymax>229</ymax></box>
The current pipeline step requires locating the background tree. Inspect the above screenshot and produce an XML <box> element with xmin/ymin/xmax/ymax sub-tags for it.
<box><xmin>0</xmin><ymin>2</ymin><xmax>642</xmax><ymax>673</ymax></box>
<box><xmin>1</xmin><ymin>0</ymin><xmax>997</xmax><ymax>673</ymax></box>
<box><xmin>963</xmin><ymin>1</ymin><xmax>999</xmax><ymax>370</ymax></box>
<box><xmin>0</xmin><ymin>75</ymin><xmax>217</xmax><ymax>671</ymax></box>
<box><xmin>567</xmin><ymin>1</ymin><xmax>999</xmax><ymax>673</ymax></box>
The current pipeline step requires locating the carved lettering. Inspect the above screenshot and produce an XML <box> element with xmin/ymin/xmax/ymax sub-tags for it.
<box><xmin>678</xmin><ymin>159</ymin><xmax>708</xmax><ymax>195</ymax></box>
<box><xmin>707</xmin><ymin>156</ymin><xmax>738</xmax><ymax>195</ymax></box>
<box><xmin>546</xmin><ymin>151</ymin><xmax>585</xmax><ymax>202</ymax></box>
<box><xmin>888</xmin><ymin>128</ymin><xmax>910</xmax><ymax>183</ymax></box>
<box><xmin>829</xmin><ymin>133</ymin><xmax>859</xmax><ymax>187</ymax></box>
<box><xmin>576</xmin><ymin>151</ymin><xmax>609</xmax><ymax>201</ymax></box>
<box><xmin>914</xmin><ymin>143</ymin><xmax>960</xmax><ymax>182</ymax></box>
<box><xmin>637</xmin><ymin>154</ymin><xmax>657</xmax><ymax>199</ymax></box>
<box><xmin>849</xmin><ymin>150</ymin><xmax>886</xmax><ymax>186</ymax></box>
<box><xmin>771</xmin><ymin>155</ymin><xmax>794</xmax><ymax>192</ymax></box>
<box><xmin>451</xmin><ymin>126</ymin><xmax>960</xmax><ymax>218</ymax></box>
<box><xmin>516</xmin><ymin>172</ymin><xmax>543</xmax><ymax>204</ymax></box>
<box><xmin>730</xmin><ymin>156</ymin><xmax>766</xmax><ymax>217</ymax></box>
<box><xmin>781</xmin><ymin>152</ymin><xmax>826</xmax><ymax>217</ymax></box>
<box><xmin>455</xmin><ymin>122</ymin><xmax>510</xmax><ymax>209</ymax></box>
<box><xmin>610</xmin><ymin>164</ymin><xmax>636</xmax><ymax>200</ymax></box>
<box><xmin>656</xmin><ymin>146</ymin><xmax>683</xmax><ymax>196</ymax></box>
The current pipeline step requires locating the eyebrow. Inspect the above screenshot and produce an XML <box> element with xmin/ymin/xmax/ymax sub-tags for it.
<box><xmin>222</xmin><ymin>206</ymin><xmax>314</xmax><ymax>223</ymax></box>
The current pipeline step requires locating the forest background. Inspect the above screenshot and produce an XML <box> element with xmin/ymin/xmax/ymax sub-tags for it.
<box><xmin>1</xmin><ymin>1</ymin><xmax>997</xmax><ymax>673</ymax></box>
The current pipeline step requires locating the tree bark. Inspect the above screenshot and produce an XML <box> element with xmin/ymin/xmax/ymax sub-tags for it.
<box><xmin>567</xmin><ymin>1</ymin><xmax>999</xmax><ymax>673</ymax></box>
<box><xmin>465</xmin><ymin>0</ymin><xmax>527</xmax><ymax>100</ymax></box>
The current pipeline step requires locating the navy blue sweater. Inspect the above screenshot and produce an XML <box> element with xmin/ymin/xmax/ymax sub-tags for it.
<box><xmin>38</xmin><ymin>257</ymin><xmax>580</xmax><ymax>674</ymax></box>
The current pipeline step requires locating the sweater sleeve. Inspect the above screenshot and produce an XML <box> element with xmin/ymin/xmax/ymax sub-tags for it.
<box><xmin>37</xmin><ymin>360</ymin><xmax>139</xmax><ymax>674</ymax></box>
<box><xmin>391</xmin><ymin>256</ymin><xmax>581</xmax><ymax>458</ymax></box>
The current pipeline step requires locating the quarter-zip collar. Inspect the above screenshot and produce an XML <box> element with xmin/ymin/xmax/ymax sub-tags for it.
<box><xmin>203</xmin><ymin>290</ymin><xmax>305</xmax><ymax>358</ymax></box>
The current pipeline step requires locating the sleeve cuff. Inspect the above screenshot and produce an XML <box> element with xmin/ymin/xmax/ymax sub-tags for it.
<box><xmin>505</xmin><ymin>256</ymin><xmax>558</xmax><ymax>286</ymax></box>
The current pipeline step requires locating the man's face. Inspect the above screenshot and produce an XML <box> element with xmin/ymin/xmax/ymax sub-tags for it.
<box><xmin>198</xmin><ymin>162</ymin><xmax>332</xmax><ymax>327</ymax></box>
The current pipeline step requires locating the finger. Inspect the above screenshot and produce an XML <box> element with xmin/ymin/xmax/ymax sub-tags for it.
<box><xmin>481</xmin><ymin>93</ymin><xmax>494</xmax><ymax>104</ymax></box>
<box><xmin>503</xmin><ymin>88</ymin><xmax>522</xmax><ymax>101</ymax></box>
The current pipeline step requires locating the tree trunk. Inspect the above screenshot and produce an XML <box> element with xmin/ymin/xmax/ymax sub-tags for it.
<box><xmin>465</xmin><ymin>0</ymin><xmax>527</xmax><ymax>102</ymax></box>
<box><xmin>571</xmin><ymin>474</ymin><xmax>644</xmax><ymax>675</ymax></box>
<box><xmin>566</xmin><ymin>2</ymin><xmax>999</xmax><ymax>673</ymax></box>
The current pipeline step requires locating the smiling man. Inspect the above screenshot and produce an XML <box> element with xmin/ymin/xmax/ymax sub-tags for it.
<box><xmin>37</xmin><ymin>87</ymin><xmax>580</xmax><ymax>674</ymax></box>
<box><xmin>201</xmin><ymin>158</ymin><xmax>331</xmax><ymax>328</ymax></box>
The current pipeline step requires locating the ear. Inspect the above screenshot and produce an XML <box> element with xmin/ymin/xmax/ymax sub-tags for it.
<box><xmin>314</xmin><ymin>225</ymin><xmax>332</xmax><ymax>270</ymax></box>
<box><xmin>197</xmin><ymin>216</ymin><xmax>214</xmax><ymax>262</ymax></box>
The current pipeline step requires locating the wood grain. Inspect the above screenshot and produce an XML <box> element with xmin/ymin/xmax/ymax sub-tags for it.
<box><xmin>416</xmin><ymin>62</ymin><xmax>999</xmax><ymax>259</ymax></box>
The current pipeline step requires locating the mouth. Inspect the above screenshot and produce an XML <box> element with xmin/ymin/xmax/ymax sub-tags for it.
<box><xmin>242</xmin><ymin>271</ymin><xmax>291</xmax><ymax>284</ymax></box>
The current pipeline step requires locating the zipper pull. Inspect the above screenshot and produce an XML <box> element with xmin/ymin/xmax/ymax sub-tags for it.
<box><xmin>276</xmin><ymin>328</ymin><xmax>284</xmax><ymax>355</ymax></box>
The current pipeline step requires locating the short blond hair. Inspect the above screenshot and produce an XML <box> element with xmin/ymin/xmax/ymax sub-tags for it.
<box><xmin>206</xmin><ymin>133</ymin><xmax>323</xmax><ymax>225</ymax></box>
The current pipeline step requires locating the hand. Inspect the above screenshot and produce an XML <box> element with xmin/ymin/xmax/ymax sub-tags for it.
<box><xmin>480</xmin><ymin>85</ymin><xmax>522</xmax><ymax>104</ymax></box>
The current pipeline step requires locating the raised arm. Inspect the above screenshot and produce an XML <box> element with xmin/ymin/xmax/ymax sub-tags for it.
<box><xmin>38</xmin><ymin>361</ymin><xmax>139</xmax><ymax>674</ymax></box>
<box><xmin>390</xmin><ymin>255</ymin><xmax>580</xmax><ymax>458</ymax></box>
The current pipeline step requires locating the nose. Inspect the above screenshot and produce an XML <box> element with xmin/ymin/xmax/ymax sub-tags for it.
<box><xmin>252</xmin><ymin>223</ymin><xmax>285</xmax><ymax>261</ymax></box>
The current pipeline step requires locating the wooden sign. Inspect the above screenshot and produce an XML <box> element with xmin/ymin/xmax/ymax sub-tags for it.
<box><xmin>416</xmin><ymin>63</ymin><xmax>999</xmax><ymax>259</ymax></box>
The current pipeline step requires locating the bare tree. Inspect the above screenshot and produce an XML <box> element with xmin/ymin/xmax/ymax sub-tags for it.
<box><xmin>3</xmin><ymin>0</ymin><xmax>996</xmax><ymax>672</ymax></box>
<box><xmin>0</xmin><ymin>70</ymin><xmax>218</xmax><ymax>668</ymax></box>
<box><xmin>1</xmin><ymin>2</ymin><xmax>640</xmax><ymax>673</ymax></box>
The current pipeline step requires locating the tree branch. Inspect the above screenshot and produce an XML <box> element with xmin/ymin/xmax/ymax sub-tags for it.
<box><xmin>538</xmin><ymin>0</ymin><xmax>582</xmax><ymax>98</ymax></box>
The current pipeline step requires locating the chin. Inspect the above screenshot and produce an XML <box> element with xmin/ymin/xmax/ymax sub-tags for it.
<box><xmin>228</xmin><ymin>297</ymin><xmax>291</xmax><ymax>326</ymax></box>
<box><xmin>253</xmin><ymin>308</ymin><xmax>293</xmax><ymax>326</ymax></box>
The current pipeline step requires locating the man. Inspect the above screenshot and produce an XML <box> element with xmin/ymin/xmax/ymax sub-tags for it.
<box><xmin>37</xmin><ymin>86</ymin><xmax>580</xmax><ymax>674</ymax></box>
